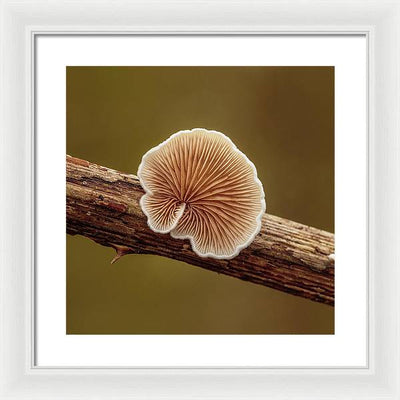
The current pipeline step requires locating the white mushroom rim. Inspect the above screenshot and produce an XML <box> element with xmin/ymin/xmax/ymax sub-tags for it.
<box><xmin>137</xmin><ymin>128</ymin><xmax>266</xmax><ymax>260</ymax></box>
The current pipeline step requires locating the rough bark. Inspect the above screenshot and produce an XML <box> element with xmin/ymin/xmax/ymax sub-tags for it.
<box><xmin>66</xmin><ymin>155</ymin><xmax>335</xmax><ymax>306</ymax></box>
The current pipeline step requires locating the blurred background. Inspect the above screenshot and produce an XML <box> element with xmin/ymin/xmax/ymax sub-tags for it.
<box><xmin>67</xmin><ymin>66</ymin><xmax>334</xmax><ymax>334</ymax></box>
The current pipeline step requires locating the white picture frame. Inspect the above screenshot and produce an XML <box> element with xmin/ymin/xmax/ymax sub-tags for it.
<box><xmin>1</xmin><ymin>0</ymin><xmax>399</xmax><ymax>398</ymax></box>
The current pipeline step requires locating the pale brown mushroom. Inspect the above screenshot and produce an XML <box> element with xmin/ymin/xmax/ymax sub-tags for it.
<box><xmin>137</xmin><ymin>128</ymin><xmax>266</xmax><ymax>259</ymax></box>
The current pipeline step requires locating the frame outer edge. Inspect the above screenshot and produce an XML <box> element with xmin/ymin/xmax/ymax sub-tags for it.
<box><xmin>0</xmin><ymin>0</ymin><xmax>399</xmax><ymax>399</ymax></box>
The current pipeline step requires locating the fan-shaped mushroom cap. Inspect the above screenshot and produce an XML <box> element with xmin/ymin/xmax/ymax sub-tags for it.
<box><xmin>137</xmin><ymin>128</ymin><xmax>266</xmax><ymax>259</ymax></box>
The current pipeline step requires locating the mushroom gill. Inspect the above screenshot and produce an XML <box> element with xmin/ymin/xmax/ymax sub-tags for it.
<box><xmin>137</xmin><ymin>128</ymin><xmax>266</xmax><ymax>259</ymax></box>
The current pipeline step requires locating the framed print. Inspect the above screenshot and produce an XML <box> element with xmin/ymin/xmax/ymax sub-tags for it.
<box><xmin>1</xmin><ymin>0</ymin><xmax>399</xmax><ymax>399</ymax></box>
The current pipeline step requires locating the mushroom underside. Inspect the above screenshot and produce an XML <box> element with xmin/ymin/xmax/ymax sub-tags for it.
<box><xmin>138</xmin><ymin>128</ymin><xmax>265</xmax><ymax>259</ymax></box>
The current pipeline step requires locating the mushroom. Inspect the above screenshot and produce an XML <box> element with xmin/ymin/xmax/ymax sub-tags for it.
<box><xmin>137</xmin><ymin>128</ymin><xmax>266</xmax><ymax>259</ymax></box>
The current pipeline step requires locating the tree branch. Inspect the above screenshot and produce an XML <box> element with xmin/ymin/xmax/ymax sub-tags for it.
<box><xmin>66</xmin><ymin>155</ymin><xmax>335</xmax><ymax>306</ymax></box>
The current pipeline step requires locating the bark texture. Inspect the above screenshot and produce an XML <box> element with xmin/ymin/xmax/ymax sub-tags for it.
<box><xmin>66</xmin><ymin>155</ymin><xmax>335</xmax><ymax>306</ymax></box>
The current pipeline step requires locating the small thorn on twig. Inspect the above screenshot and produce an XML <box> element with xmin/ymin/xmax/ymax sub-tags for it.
<box><xmin>110</xmin><ymin>244</ymin><xmax>132</xmax><ymax>264</ymax></box>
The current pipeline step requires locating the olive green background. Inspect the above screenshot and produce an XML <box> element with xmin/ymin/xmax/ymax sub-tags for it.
<box><xmin>67</xmin><ymin>66</ymin><xmax>334</xmax><ymax>334</ymax></box>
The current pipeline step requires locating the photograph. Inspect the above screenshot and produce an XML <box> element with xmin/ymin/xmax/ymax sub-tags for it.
<box><xmin>66</xmin><ymin>66</ymin><xmax>334</xmax><ymax>335</ymax></box>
